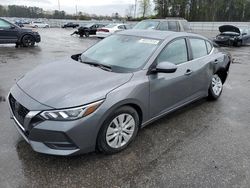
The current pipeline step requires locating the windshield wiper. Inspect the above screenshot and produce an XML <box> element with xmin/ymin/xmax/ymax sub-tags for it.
<box><xmin>83</xmin><ymin>61</ymin><xmax>112</xmax><ymax>72</ymax></box>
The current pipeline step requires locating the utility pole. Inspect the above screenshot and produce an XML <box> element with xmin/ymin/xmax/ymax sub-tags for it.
<box><xmin>75</xmin><ymin>0</ymin><xmax>78</xmax><ymax>19</ymax></box>
<box><xmin>134</xmin><ymin>0</ymin><xmax>137</xmax><ymax>18</ymax></box>
<box><xmin>58</xmin><ymin>0</ymin><xmax>60</xmax><ymax>10</ymax></box>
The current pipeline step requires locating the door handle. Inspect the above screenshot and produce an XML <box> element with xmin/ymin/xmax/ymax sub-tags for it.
<box><xmin>185</xmin><ymin>69</ymin><xmax>193</xmax><ymax>76</ymax></box>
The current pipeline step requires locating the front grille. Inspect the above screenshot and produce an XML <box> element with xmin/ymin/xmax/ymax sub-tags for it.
<box><xmin>9</xmin><ymin>94</ymin><xmax>30</xmax><ymax>126</ymax></box>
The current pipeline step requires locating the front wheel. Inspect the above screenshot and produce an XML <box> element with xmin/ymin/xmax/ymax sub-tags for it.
<box><xmin>21</xmin><ymin>35</ymin><xmax>35</xmax><ymax>47</ymax></box>
<box><xmin>97</xmin><ymin>106</ymin><xmax>139</xmax><ymax>154</ymax></box>
<box><xmin>208</xmin><ymin>74</ymin><xmax>223</xmax><ymax>100</ymax></box>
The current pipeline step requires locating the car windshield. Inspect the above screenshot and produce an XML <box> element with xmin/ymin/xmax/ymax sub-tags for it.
<box><xmin>80</xmin><ymin>35</ymin><xmax>160</xmax><ymax>72</ymax></box>
<box><xmin>84</xmin><ymin>23</ymin><xmax>94</xmax><ymax>27</ymax></box>
<box><xmin>133</xmin><ymin>21</ymin><xmax>160</xmax><ymax>30</ymax></box>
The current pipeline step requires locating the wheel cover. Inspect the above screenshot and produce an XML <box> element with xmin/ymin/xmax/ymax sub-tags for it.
<box><xmin>212</xmin><ymin>75</ymin><xmax>223</xmax><ymax>96</ymax></box>
<box><xmin>106</xmin><ymin>113</ymin><xmax>135</xmax><ymax>149</ymax></box>
<box><xmin>23</xmin><ymin>36</ymin><xmax>34</xmax><ymax>46</ymax></box>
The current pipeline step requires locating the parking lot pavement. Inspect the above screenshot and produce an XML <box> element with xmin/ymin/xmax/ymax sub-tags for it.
<box><xmin>0</xmin><ymin>28</ymin><xmax>250</xmax><ymax>188</ymax></box>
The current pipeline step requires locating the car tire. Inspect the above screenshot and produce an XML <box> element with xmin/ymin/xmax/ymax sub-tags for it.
<box><xmin>85</xmin><ymin>31</ymin><xmax>90</xmax><ymax>37</ymax></box>
<box><xmin>208</xmin><ymin>74</ymin><xmax>223</xmax><ymax>100</ymax></box>
<box><xmin>236</xmin><ymin>40</ymin><xmax>242</xmax><ymax>47</ymax></box>
<box><xmin>97</xmin><ymin>106</ymin><xmax>139</xmax><ymax>154</ymax></box>
<box><xmin>21</xmin><ymin>35</ymin><xmax>35</xmax><ymax>47</ymax></box>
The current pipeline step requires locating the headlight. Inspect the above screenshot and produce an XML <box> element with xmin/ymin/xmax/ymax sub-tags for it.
<box><xmin>40</xmin><ymin>100</ymin><xmax>104</xmax><ymax>121</ymax></box>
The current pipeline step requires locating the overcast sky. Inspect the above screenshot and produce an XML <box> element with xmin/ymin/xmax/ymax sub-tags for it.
<box><xmin>0</xmin><ymin>0</ymin><xmax>139</xmax><ymax>16</ymax></box>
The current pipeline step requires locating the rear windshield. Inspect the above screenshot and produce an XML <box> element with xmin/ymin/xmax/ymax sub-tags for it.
<box><xmin>133</xmin><ymin>21</ymin><xmax>160</xmax><ymax>30</ymax></box>
<box><xmin>105</xmin><ymin>24</ymin><xmax>119</xmax><ymax>28</ymax></box>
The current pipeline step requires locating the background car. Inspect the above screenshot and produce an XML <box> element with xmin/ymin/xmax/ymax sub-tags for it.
<box><xmin>31</xmin><ymin>21</ymin><xmax>50</xmax><ymax>28</ymax></box>
<box><xmin>133</xmin><ymin>18</ymin><xmax>191</xmax><ymax>32</ymax></box>
<box><xmin>62</xmin><ymin>22</ymin><xmax>79</xmax><ymax>28</ymax></box>
<box><xmin>14</xmin><ymin>20</ymin><xmax>30</xmax><ymax>28</ymax></box>
<box><xmin>8</xmin><ymin>30</ymin><xmax>231</xmax><ymax>156</ymax></box>
<box><xmin>0</xmin><ymin>18</ymin><xmax>41</xmax><ymax>47</ymax></box>
<box><xmin>214</xmin><ymin>25</ymin><xmax>250</xmax><ymax>46</ymax></box>
<box><xmin>77</xmin><ymin>23</ymin><xmax>106</xmax><ymax>37</ymax></box>
<box><xmin>96</xmin><ymin>23</ymin><xmax>128</xmax><ymax>38</ymax></box>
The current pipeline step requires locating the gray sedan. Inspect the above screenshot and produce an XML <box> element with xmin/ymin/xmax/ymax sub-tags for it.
<box><xmin>8</xmin><ymin>30</ymin><xmax>231</xmax><ymax>156</ymax></box>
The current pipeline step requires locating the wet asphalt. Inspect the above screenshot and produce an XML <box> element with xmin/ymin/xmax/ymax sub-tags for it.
<box><xmin>0</xmin><ymin>29</ymin><xmax>250</xmax><ymax>188</ymax></box>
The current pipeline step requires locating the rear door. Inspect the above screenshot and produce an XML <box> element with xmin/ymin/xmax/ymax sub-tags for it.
<box><xmin>187</xmin><ymin>38</ymin><xmax>215</xmax><ymax>95</ymax></box>
<box><xmin>0</xmin><ymin>19</ymin><xmax>18</xmax><ymax>43</ymax></box>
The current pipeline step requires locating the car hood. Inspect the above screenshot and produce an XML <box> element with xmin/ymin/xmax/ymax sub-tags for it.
<box><xmin>219</xmin><ymin>25</ymin><xmax>240</xmax><ymax>34</ymax></box>
<box><xmin>17</xmin><ymin>58</ymin><xmax>133</xmax><ymax>109</ymax></box>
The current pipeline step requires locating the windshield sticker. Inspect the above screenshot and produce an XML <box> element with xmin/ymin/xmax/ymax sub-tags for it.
<box><xmin>138</xmin><ymin>39</ymin><xmax>159</xmax><ymax>45</ymax></box>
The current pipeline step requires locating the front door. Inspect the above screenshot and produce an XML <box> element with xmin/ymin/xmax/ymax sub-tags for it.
<box><xmin>0</xmin><ymin>19</ymin><xmax>18</xmax><ymax>43</ymax></box>
<box><xmin>149</xmin><ymin>38</ymin><xmax>198</xmax><ymax>118</ymax></box>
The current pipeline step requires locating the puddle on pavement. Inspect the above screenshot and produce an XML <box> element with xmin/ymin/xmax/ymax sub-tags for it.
<box><xmin>232</xmin><ymin>58</ymin><xmax>242</xmax><ymax>64</ymax></box>
<box><xmin>0</xmin><ymin>96</ymin><xmax>6</xmax><ymax>102</ymax></box>
<box><xmin>0</xmin><ymin>59</ymin><xmax>7</xmax><ymax>64</ymax></box>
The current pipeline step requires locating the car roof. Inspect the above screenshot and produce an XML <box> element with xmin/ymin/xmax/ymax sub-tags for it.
<box><xmin>118</xmin><ymin>29</ymin><xmax>207</xmax><ymax>40</ymax></box>
<box><xmin>141</xmin><ymin>18</ymin><xmax>187</xmax><ymax>22</ymax></box>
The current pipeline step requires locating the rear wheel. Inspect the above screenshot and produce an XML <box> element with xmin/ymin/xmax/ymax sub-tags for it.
<box><xmin>22</xmin><ymin>35</ymin><xmax>35</xmax><ymax>47</ymax></box>
<box><xmin>236</xmin><ymin>40</ymin><xmax>242</xmax><ymax>47</ymax></box>
<box><xmin>97</xmin><ymin>106</ymin><xmax>139</xmax><ymax>154</ymax></box>
<box><xmin>208</xmin><ymin>74</ymin><xmax>223</xmax><ymax>100</ymax></box>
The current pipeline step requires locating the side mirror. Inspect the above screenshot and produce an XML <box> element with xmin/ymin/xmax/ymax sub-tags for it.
<box><xmin>10</xmin><ymin>25</ymin><xmax>16</xmax><ymax>29</ymax></box>
<box><xmin>71</xmin><ymin>53</ymin><xmax>81</xmax><ymax>61</ymax></box>
<box><xmin>152</xmin><ymin>61</ymin><xmax>177</xmax><ymax>73</ymax></box>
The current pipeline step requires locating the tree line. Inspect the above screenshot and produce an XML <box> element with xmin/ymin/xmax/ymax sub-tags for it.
<box><xmin>2</xmin><ymin>1</ymin><xmax>250</xmax><ymax>21</ymax></box>
<box><xmin>0</xmin><ymin>5</ymin><xmax>122</xmax><ymax>20</ymax></box>
<box><xmin>153</xmin><ymin>0</ymin><xmax>250</xmax><ymax>21</ymax></box>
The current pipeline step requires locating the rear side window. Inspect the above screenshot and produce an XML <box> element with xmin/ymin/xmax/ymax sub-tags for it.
<box><xmin>168</xmin><ymin>21</ymin><xmax>179</xmax><ymax>31</ymax></box>
<box><xmin>157</xmin><ymin>39</ymin><xmax>188</xmax><ymax>65</ymax></box>
<box><xmin>180</xmin><ymin>21</ymin><xmax>190</xmax><ymax>31</ymax></box>
<box><xmin>206</xmin><ymin>41</ymin><xmax>213</xmax><ymax>54</ymax></box>
<box><xmin>158</xmin><ymin>22</ymin><xmax>168</xmax><ymax>31</ymax></box>
<box><xmin>190</xmin><ymin>38</ymin><xmax>208</xmax><ymax>59</ymax></box>
<box><xmin>118</xmin><ymin>25</ymin><xmax>126</xmax><ymax>29</ymax></box>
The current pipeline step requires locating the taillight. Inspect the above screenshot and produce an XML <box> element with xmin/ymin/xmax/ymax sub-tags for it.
<box><xmin>97</xmin><ymin>29</ymin><xmax>109</xmax><ymax>32</ymax></box>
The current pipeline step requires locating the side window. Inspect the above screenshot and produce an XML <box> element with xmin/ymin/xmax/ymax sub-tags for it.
<box><xmin>0</xmin><ymin>19</ymin><xmax>11</xmax><ymax>28</ymax></box>
<box><xmin>158</xmin><ymin>22</ymin><xmax>168</xmax><ymax>31</ymax></box>
<box><xmin>168</xmin><ymin>21</ymin><xmax>178</xmax><ymax>31</ymax></box>
<box><xmin>190</xmin><ymin>38</ymin><xmax>208</xmax><ymax>59</ymax></box>
<box><xmin>205</xmin><ymin>41</ymin><xmax>213</xmax><ymax>54</ymax></box>
<box><xmin>118</xmin><ymin>25</ymin><xmax>125</xmax><ymax>29</ymax></box>
<box><xmin>157</xmin><ymin>39</ymin><xmax>188</xmax><ymax>65</ymax></box>
<box><xmin>180</xmin><ymin>21</ymin><xmax>190</xmax><ymax>31</ymax></box>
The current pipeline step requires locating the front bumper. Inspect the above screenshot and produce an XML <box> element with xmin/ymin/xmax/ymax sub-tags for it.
<box><xmin>8</xmin><ymin>86</ymin><xmax>102</xmax><ymax>156</ymax></box>
<box><xmin>213</xmin><ymin>38</ymin><xmax>238</xmax><ymax>46</ymax></box>
<box><xmin>32</xmin><ymin>32</ymin><xmax>41</xmax><ymax>43</ymax></box>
